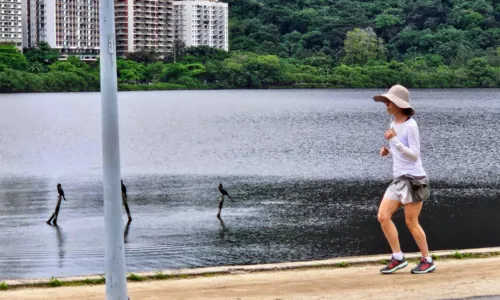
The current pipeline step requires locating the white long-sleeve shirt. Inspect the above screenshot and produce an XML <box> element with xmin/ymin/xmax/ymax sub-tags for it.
<box><xmin>387</xmin><ymin>118</ymin><xmax>427</xmax><ymax>178</ymax></box>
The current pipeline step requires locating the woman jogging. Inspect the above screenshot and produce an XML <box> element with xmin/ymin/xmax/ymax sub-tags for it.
<box><xmin>374</xmin><ymin>84</ymin><xmax>435</xmax><ymax>275</ymax></box>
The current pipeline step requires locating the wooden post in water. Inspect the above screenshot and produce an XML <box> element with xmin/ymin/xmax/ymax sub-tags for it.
<box><xmin>99</xmin><ymin>0</ymin><xmax>128</xmax><ymax>299</ymax></box>
<box><xmin>217</xmin><ymin>195</ymin><xmax>224</xmax><ymax>219</ymax></box>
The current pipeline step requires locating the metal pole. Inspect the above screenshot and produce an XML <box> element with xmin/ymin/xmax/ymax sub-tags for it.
<box><xmin>99</xmin><ymin>0</ymin><xmax>128</xmax><ymax>299</ymax></box>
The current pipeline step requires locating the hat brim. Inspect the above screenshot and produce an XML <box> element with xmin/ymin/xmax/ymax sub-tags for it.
<box><xmin>373</xmin><ymin>94</ymin><xmax>415</xmax><ymax>116</ymax></box>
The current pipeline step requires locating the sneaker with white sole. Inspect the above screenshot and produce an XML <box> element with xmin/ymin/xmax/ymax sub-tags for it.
<box><xmin>411</xmin><ymin>257</ymin><xmax>436</xmax><ymax>274</ymax></box>
<box><xmin>380</xmin><ymin>256</ymin><xmax>408</xmax><ymax>274</ymax></box>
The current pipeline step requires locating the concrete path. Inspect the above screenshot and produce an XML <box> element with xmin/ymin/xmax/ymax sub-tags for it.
<box><xmin>1</xmin><ymin>256</ymin><xmax>499</xmax><ymax>300</ymax></box>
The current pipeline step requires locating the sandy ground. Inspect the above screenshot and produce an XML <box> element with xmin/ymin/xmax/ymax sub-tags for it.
<box><xmin>1</xmin><ymin>257</ymin><xmax>500</xmax><ymax>300</ymax></box>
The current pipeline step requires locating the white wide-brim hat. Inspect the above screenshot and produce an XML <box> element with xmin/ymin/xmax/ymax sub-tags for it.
<box><xmin>373</xmin><ymin>84</ymin><xmax>415</xmax><ymax>116</ymax></box>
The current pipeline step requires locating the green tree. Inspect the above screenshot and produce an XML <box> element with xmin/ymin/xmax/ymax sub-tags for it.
<box><xmin>243</xmin><ymin>54</ymin><xmax>283</xmax><ymax>87</ymax></box>
<box><xmin>164</xmin><ymin>39</ymin><xmax>188</xmax><ymax>63</ymax></box>
<box><xmin>449</xmin><ymin>8</ymin><xmax>485</xmax><ymax>29</ymax></box>
<box><xmin>117</xmin><ymin>59</ymin><xmax>145</xmax><ymax>84</ymax></box>
<box><xmin>49</xmin><ymin>61</ymin><xmax>78</xmax><ymax>72</ymax></box>
<box><xmin>185</xmin><ymin>46</ymin><xmax>229</xmax><ymax>63</ymax></box>
<box><xmin>125</xmin><ymin>49</ymin><xmax>159</xmax><ymax>64</ymax></box>
<box><xmin>343</xmin><ymin>28</ymin><xmax>386</xmax><ymax>65</ymax></box>
<box><xmin>161</xmin><ymin>63</ymin><xmax>205</xmax><ymax>82</ymax></box>
<box><xmin>279</xmin><ymin>31</ymin><xmax>303</xmax><ymax>58</ymax></box>
<box><xmin>24</xmin><ymin>42</ymin><xmax>59</xmax><ymax>65</ymax></box>
<box><xmin>144</xmin><ymin>62</ymin><xmax>165</xmax><ymax>83</ymax></box>
<box><xmin>0</xmin><ymin>43</ymin><xmax>28</xmax><ymax>70</ymax></box>
<box><xmin>375</xmin><ymin>12</ymin><xmax>402</xmax><ymax>29</ymax></box>
<box><xmin>28</xmin><ymin>62</ymin><xmax>44</xmax><ymax>73</ymax></box>
<box><xmin>466</xmin><ymin>57</ymin><xmax>495</xmax><ymax>87</ymax></box>
<box><xmin>67</xmin><ymin>56</ymin><xmax>90</xmax><ymax>71</ymax></box>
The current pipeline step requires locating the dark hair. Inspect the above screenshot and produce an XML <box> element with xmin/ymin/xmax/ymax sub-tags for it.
<box><xmin>402</xmin><ymin>108</ymin><xmax>413</xmax><ymax>117</ymax></box>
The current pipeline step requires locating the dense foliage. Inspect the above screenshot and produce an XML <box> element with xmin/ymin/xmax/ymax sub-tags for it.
<box><xmin>228</xmin><ymin>0</ymin><xmax>500</xmax><ymax>62</ymax></box>
<box><xmin>1</xmin><ymin>0</ymin><xmax>500</xmax><ymax>92</ymax></box>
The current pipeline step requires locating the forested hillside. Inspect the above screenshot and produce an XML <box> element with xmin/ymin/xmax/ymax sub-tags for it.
<box><xmin>228</xmin><ymin>0</ymin><xmax>500</xmax><ymax>64</ymax></box>
<box><xmin>1</xmin><ymin>0</ymin><xmax>500</xmax><ymax>93</ymax></box>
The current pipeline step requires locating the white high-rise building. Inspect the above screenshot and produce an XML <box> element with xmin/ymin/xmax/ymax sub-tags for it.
<box><xmin>115</xmin><ymin>0</ymin><xmax>175</xmax><ymax>57</ymax></box>
<box><xmin>0</xmin><ymin>0</ymin><xmax>23</xmax><ymax>48</ymax></box>
<box><xmin>34</xmin><ymin>0</ymin><xmax>100</xmax><ymax>57</ymax></box>
<box><xmin>20</xmin><ymin>0</ymin><xmax>180</xmax><ymax>58</ymax></box>
<box><xmin>22</xmin><ymin>0</ymin><xmax>99</xmax><ymax>60</ymax></box>
<box><xmin>173</xmin><ymin>0</ymin><xmax>228</xmax><ymax>51</ymax></box>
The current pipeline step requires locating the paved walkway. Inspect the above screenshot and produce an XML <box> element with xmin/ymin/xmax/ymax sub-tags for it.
<box><xmin>1</xmin><ymin>257</ymin><xmax>500</xmax><ymax>300</ymax></box>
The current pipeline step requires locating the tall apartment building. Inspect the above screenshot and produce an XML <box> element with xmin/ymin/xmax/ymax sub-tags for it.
<box><xmin>25</xmin><ymin>0</ymin><xmax>38</xmax><ymax>48</ymax></box>
<box><xmin>0</xmin><ymin>0</ymin><xmax>23</xmax><ymax>48</ymax></box>
<box><xmin>19</xmin><ymin>0</ymin><xmax>183</xmax><ymax>58</ymax></box>
<box><xmin>24</xmin><ymin>0</ymin><xmax>100</xmax><ymax>59</ymax></box>
<box><xmin>115</xmin><ymin>0</ymin><xmax>174</xmax><ymax>57</ymax></box>
<box><xmin>173</xmin><ymin>0</ymin><xmax>228</xmax><ymax>51</ymax></box>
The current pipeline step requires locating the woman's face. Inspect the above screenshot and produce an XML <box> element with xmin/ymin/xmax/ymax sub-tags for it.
<box><xmin>384</xmin><ymin>100</ymin><xmax>399</xmax><ymax>115</ymax></box>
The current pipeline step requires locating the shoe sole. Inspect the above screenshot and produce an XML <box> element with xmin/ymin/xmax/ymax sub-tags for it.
<box><xmin>411</xmin><ymin>265</ymin><xmax>436</xmax><ymax>274</ymax></box>
<box><xmin>380</xmin><ymin>261</ymin><xmax>408</xmax><ymax>274</ymax></box>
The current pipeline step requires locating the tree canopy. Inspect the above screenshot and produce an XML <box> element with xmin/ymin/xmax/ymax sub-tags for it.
<box><xmin>1</xmin><ymin>0</ymin><xmax>500</xmax><ymax>93</ymax></box>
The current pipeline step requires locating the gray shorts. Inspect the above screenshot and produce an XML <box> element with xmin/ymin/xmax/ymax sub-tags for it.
<box><xmin>384</xmin><ymin>177</ymin><xmax>429</xmax><ymax>205</ymax></box>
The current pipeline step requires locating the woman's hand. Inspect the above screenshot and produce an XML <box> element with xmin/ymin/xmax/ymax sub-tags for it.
<box><xmin>380</xmin><ymin>146</ymin><xmax>390</xmax><ymax>157</ymax></box>
<box><xmin>384</xmin><ymin>128</ymin><xmax>397</xmax><ymax>140</ymax></box>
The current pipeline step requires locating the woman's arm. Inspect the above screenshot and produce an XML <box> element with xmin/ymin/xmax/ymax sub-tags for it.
<box><xmin>388</xmin><ymin>125</ymin><xmax>420</xmax><ymax>161</ymax></box>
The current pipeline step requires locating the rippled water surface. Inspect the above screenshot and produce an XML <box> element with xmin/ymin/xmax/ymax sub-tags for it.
<box><xmin>0</xmin><ymin>89</ymin><xmax>498</xmax><ymax>279</ymax></box>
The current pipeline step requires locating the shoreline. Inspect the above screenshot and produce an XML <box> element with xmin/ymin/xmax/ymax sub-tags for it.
<box><xmin>2</xmin><ymin>86</ymin><xmax>500</xmax><ymax>95</ymax></box>
<box><xmin>2</xmin><ymin>246</ymin><xmax>500</xmax><ymax>290</ymax></box>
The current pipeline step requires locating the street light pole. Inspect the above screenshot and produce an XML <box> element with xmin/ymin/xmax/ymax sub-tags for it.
<box><xmin>99</xmin><ymin>0</ymin><xmax>128</xmax><ymax>299</ymax></box>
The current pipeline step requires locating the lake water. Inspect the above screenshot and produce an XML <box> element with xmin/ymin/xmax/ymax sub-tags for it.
<box><xmin>0</xmin><ymin>89</ymin><xmax>499</xmax><ymax>280</ymax></box>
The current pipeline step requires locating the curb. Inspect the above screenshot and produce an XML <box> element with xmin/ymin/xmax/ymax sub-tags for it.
<box><xmin>2</xmin><ymin>247</ymin><xmax>500</xmax><ymax>289</ymax></box>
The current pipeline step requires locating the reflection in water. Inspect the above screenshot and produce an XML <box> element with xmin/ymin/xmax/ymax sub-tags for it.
<box><xmin>124</xmin><ymin>221</ymin><xmax>131</xmax><ymax>244</ymax></box>
<box><xmin>54</xmin><ymin>225</ymin><xmax>65</xmax><ymax>268</ymax></box>
<box><xmin>218</xmin><ymin>218</ymin><xmax>228</xmax><ymax>240</ymax></box>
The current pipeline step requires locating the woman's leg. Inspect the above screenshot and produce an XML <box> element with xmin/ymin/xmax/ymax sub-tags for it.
<box><xmin>377</xmin><ymin>198</ymin><xmax>403</xmax><ymax>253</ymax></box>
<box><xmin>404</xmin><ymin>201</ymin><xmax>429</xmax><ymax>257</ymax></box>
<box><xmin>378</xmin><ymin>197</ymin><xmax>409</xmax><ymax>274</ymax></box>
<box><xmin>405</xmin><ymin>201</ymin><xmax>436</xmax><ymax>274</ymax></box>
